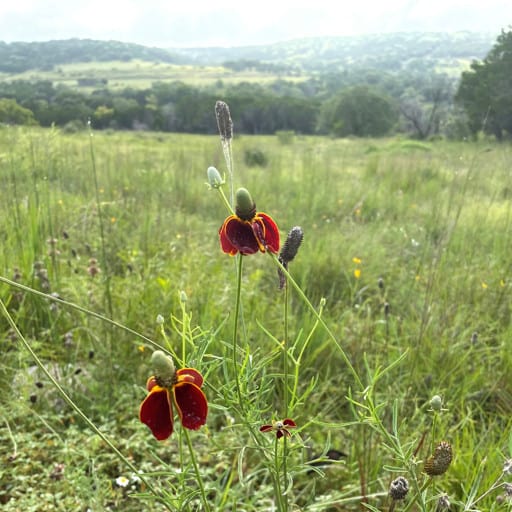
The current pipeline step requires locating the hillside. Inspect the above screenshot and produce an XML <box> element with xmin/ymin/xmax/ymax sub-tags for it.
<box><xmin>171</xmin><ymin>31</ymin><xmax>496</xmax><ymax>73</ymax></box>
<box><xmin>0</xmin><ymin>32</ymin><xmax>496</xmax><ymax>77</ymax></box>
<box><xmin>0</xmin><ymin>38</ymin><xmax>186</xmax><ymax>73</ymax></box>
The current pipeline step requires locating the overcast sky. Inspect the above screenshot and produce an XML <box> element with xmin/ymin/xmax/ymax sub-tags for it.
<box><xmin>0</xmin><ymin>0</ymin><xmax>510</xmax><ymax>47</ymax></box>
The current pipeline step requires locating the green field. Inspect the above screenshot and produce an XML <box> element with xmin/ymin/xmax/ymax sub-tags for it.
<box><xmin>0</xmin><ymin>125</ymin><xmax>511</xmax><ymax>511</ymax></box>
<box><xmin>0</xmin><ymin>60</ymin><xmax>306</xmax><ymax>90</ymax></box>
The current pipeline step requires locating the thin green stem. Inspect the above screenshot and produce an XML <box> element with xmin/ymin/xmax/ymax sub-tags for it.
<box><xmin>270</xmin><ymin>254</ymin><xmax>364</xmax><ymax>391</ymax></box>
<box><xmin>232</xmin><ymin>254</ymin><xmax>245</xmax><ymax>412</ymax></box>
<box><xmin>182</xmin><ymin>428</ymin><xmax>211</xmax><ymax>512</ymax></box>
<box><xmin>282</xmin><ymin>282</ymin><xmax>290</xmax><ymax>512</ymax></box>
<box><xmin>0</xmin><ymin>298</ymin><xmax>170</xmax><ymax>511</ymax></box>
<box><xmin>283</xmin><ymin>283</ymin><xmax>289</xmax><ymax>417</ymax></box>
<box><xmin>0</xmin><ymin>276</ymin><xmax>161</xmax><ymax>350</ymax></box>
<box><xmin>274</xmin><ymin>435</ymin><xmax>285</xmax><ymax>512</ymax></box>
<box><xmin>179</xmin><ymin>294</ymin><xmax>189</xmax><ymax>366</ymax></box>
<box><xmin>88</xmin><ymin>125</ymin><xmax>113</xmax><ymax>320</ymax></box>
<box><xmin>216</xmin><ymin>186</ymin><xmax>235</xmax><ymax>216</ymax></box>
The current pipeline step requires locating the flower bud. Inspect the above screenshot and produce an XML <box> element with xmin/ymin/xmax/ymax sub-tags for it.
<box><xmin>207</xmin><ymin>166</ymin><xmax>224</xmax><ymax>189</ymax></box>
<box><xmin>156</xmin><ymin>314</ymin><xmax>164</xmax><ymax>325</ymax></box>
<box><xmin>430</xmin><ymin>395</ymin><xmax>443</xmax><ymax>412</ymax></box>
<box><xmin>235</xmin><ymin>188</ymin><xmax>256</xmax><ymax>221</ymax></box>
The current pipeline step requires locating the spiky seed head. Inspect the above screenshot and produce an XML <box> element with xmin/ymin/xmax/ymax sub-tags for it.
<box><xmin>389</xmin><ymin>476</ymin><xmax>409</xmax><ymax>501</ymax></box>
<box><xmin>424</xmin><ymin>441</ymin><xmax>453</xmax><ymax>476</ymax></box>
<box><xmin>279</xmin><ymin>226</ymin><xmax>304</xmax><ymax>265</ymax></box>
<box><xmin>278</xmin><ymin>226</ymin><xmax>304</xmax><ymax>289</ymax></box>
<box><xmin>215</xmin><ymin>101</ymin><xmax>233</xmax><ymax>143</ymax></box>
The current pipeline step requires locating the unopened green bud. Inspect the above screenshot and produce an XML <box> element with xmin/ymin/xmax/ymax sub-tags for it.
<box><xmin>151</xmin><ymin>350</ymin><xmax>175</xmax><ymax>381</ymax></box>
<box><xmin>235</xmin><ymin>188</ymin><xmax>256</xmax><ymax>221</ymax></box>
<box><xmin>207</xmin><ymin>166</ymin><xmax>224</xmax><ymax>188</ymax></box>
<box><xmin>430</xmin><ymin>395</ymin><xmax>443</xmax><ymax>412</ymax></box>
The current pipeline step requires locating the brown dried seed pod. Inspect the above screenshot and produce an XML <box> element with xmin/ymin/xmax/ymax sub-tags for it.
<box><xmin>424</xmin><ymin>441</ymin><xmax>453</xmax><ymax>476</ymax></box>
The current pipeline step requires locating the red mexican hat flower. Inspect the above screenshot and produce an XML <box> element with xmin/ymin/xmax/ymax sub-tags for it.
<box><xmin>260</xmin><ymin>418</ymin><xmax>297</xmax><ymax>439</ymax></box>
<box><xmin>220</xmin><ymin>188</ymin><xmax>280</xmax><ymax>255</ymax></box>
<box><xmin>139</xmin><ymin>351</ymin><xmax>208</xmax><ymax>441</ymax></box>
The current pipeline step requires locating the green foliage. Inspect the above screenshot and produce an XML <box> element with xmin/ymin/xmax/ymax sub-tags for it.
<box><xmin>244</xmin><ymin>147</ymin><xmax>268</xmax><ymax>167</ymax></box>
<box><xmin>322</xmin><ymin>86</ymin><xmax>398</xmax><ymax>137</ymax></box>
<box><xmin>1</xmin><ymin>127</ymin><xmax>512</xmax><ymax>511</ymax></box>
<box><xmin>0</xmin><ymin>98</ymin><xmax>37</xmax><ymax>125</ymax></box>
<box><xmin>0</xmin><ymin>31</ymin><xmax>497</xmax><ymax>138</ymax></box>
<box><xmin>456</xmin><ymin>27</ymin><xmax>512</xmax><ymax>139</ymax></box>
<box><xmin>0</xmin><ymin>39</ymin><xmax>182</xmax><ymax>73</ymax></box>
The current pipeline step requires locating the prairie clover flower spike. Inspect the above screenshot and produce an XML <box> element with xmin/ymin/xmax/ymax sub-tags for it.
<box><xmin>139</xmin><ymin>350</ymin><xmax>208</xmax><ymax>441</ymax></box>
<box><xmin>389</xmin><ymin>476</ymin><xmax>409</xmax><ymax>501</ymax></box>
<box><xmin>278</xmin><ymin>226</ymin><xmax>304</xmax><ymax>289</ymax></box>
<box><xmin>215</xmin><ymin>100</ymin><xmax>233</xmax><ymax>144</ymax></box>
<box><xmin>260</xmin><ymin>418</ymin><xmax>297</xmax><ymax>439</ymax></box>
<box><xmin>219</xmin><ymin>188</ymin><xmax>280</xmax><ymax>255</ymax></box>
<box><xmin>424</xmin><ymin>441</ymin><xmax>453</xmax><ymax>476</ymax></box>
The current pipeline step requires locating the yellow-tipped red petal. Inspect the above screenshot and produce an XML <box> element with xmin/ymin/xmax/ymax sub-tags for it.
<box><xmin>256</xmin><ymin>213</ymin><xmax>280</xmax><ymax>253</ymax></box>
<box><xmin>177</xmin><ymin>368</ymin><xmax>204</xmax><ymax>387</ymax></box>
<box><xmin>174</xmin><ymin>382</ymin><xmax>208</xmax><ymax>430</ymax></box>
<box><xmin>139</xmin><ymin>386</ymin><xmax>174</xmax><ymax>441</ymax></box>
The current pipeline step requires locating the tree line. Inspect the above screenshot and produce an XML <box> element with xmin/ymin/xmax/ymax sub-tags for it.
<box><xmin>0</xmin><ymin>28</ymin><xmax>510</xmax><ymax>140</ymax></box>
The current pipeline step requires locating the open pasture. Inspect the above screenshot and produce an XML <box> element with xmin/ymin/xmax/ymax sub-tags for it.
<box><xmin>0</xmin><ymin>126</ymin><xmax>511</xmax><ymax>510</ymax></box>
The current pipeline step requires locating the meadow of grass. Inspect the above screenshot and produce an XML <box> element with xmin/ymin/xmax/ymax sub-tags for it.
<box><xmin>0</xmin><ymin>60</ymin><xmax>307</xmax><ymax>90</ymax></box>
<box><xmin>0</xmin><ymin>123</ymin><xmax>511</xmax><ymax>511</ymax></box>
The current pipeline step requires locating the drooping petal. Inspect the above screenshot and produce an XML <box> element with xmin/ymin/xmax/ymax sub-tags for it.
<box><xmin>146</xmin><ymin>376</ymin><xmax>158</xmax><ymax>391</ymax></box>
<box><xmin>283</xmin><ymin>418</ymin><xmax>297</xmax><ymax>428</ymax></box>
<box><xmin>221</xmin><ymin>216</ymin><xmax>260</xmax><ymax>255</ymax></box>
<box><xmin>259</xmin><ymin>424</ymin><xmax>274</xmax><ymax>433</ymax></box>
<box><xmin>139</xmin><ymin>386</ymin><xmax>174</xmax><ymax>440</ymax></box>
<box><xmin>256</xmin><ymin>213</ymin><xmax>280</xmax><ymax>253</ymax></box>
<box><xmin>219</xmin><ymin>216</ymin><xmax>240</xmax><ymax>255</ymax></box>
<box><xmin>173</xmin><ymin>382</ymin><xmax>208</xmax><ymax>430</ymax></box>
<box><xmin>177</xmin><ymin>368</ymin><xmax>204</xmax><ymax>388</ymax></box>
<box><xmin>276</xmin><ymin>429</ymin><xmax>286</xmax><ymax>439</ymax></box>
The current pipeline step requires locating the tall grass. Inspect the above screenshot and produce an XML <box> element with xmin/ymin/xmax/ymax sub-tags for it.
<box><xmin>0</xmin><ymin>124</ymin><xmax>511</xmax><ymax>511</ymax></box>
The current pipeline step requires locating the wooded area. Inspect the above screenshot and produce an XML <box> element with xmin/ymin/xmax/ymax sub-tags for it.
<box><xmin>0</xmin><ymin>29</ymin><xmax>510</xmax><ymax>139</ymax></box>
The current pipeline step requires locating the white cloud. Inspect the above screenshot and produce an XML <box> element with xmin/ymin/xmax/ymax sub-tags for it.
<box><xmin>0</xmin><ymin>0</ymin><xmax>509</xmax><ymax>46</ymax></box>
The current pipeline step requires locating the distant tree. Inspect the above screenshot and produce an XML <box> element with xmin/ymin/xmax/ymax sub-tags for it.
<box><xmin>0</xmin><ymin>98</ymin><xmax>37</xmax><ymax>125</ymax></box>
<box><xmin>92</xmin><ymin>105</ymin><xmax>115</xmax><ymax>129</ymax></box>
<box><xmin>400</xmin><ymin>76</ymin><xmax>453</xmax><ymax>139</ymax></box>
<box><xmin>455</xmin><ymin>28</ymin><xmax>512</xmax><ymax>140</ymax></box>
<box><xmin>320</xmin><ymin>86</ymin><xmax>398</xmax><ymax>137</ymax></box>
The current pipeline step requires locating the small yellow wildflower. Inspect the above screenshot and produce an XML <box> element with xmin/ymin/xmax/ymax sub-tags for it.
<box><xmin>354</xmin><ymin>268</ymin><xmax>362</xmax><ymax>279</ymax></box>
<box><xmin>352</xmin><ymin>257</ymin><xmax>362</xmax><ymax>264</ymax></box>
<box><xmin>481</xmin><ymin>281</ymin><xmax>488</xmax><ymax>289</ymax></box>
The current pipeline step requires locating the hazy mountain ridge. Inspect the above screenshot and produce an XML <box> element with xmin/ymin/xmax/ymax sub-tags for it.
<box><xmin>170</xmin><ymin>31</ymin><xmax>496</xmax><ymax>71</ymax></box>
<box><xmin>0</xmin><ymin>32</ymin><xmax>497</xmax><ymax>75</ymax></box>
